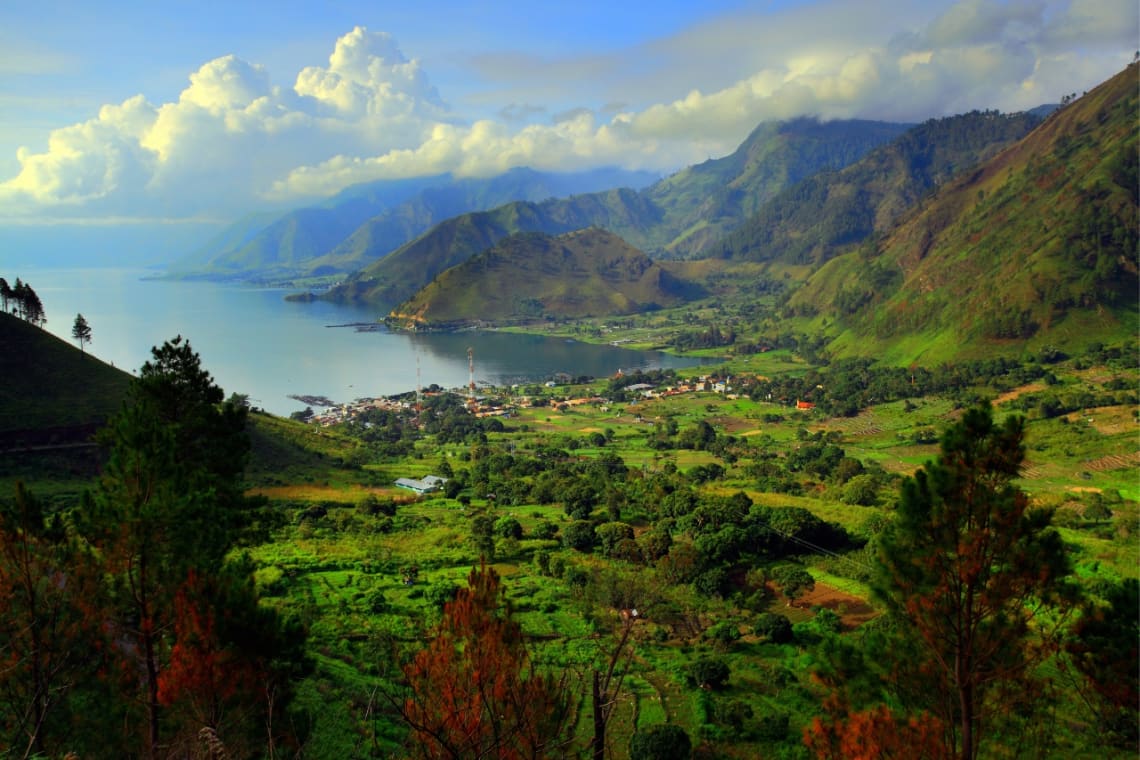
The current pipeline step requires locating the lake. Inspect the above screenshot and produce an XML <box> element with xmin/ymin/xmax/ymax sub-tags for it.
<box><xmin>21</xmin><ymin>268</ymin><xmax>709</xmax><ymax>416</ymax></box>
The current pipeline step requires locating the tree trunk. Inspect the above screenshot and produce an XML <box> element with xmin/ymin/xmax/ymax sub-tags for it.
<box><xmin>592</xmin><ymin>670</ymin><xmax>605</xmax><ymax>760</ymax></box>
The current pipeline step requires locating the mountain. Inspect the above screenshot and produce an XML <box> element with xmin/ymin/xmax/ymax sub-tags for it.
<box><xmin>0</xmin><ymin>311</ymin><xmax>131</xmax><ymax>437</ymax></box>
<box><xmin>713</xmin><ymin>109</ymin><xmax>1044</xmax><ymax>265</ymax></box>
<box><xmin>790</xmin><ymin>64</ymin><xmax>1138</xmax><ymax>363</ymax></box>
<box><xmin>325</xmin><ymin>118</ymin><xmax>910</xmax><ymax>308</ymax></box>
<box><xmin>388</xmin><ymin>228</ymin><xmax>700</xmax><ymax>328</ymax></box>
<box><xmin>167</xmin><ymin>168</ymin><xmax>657</xmax><ymax>280</ymax></box>
<box><xmin>642</xmin><ymin>118</ymin><xmax>912</xmax><ymax>257</ymax></box>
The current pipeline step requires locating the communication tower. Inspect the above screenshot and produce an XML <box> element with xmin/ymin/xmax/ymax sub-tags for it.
<box><xmin>467</xmin><ymin>347</ymin><xmax>476</xmax><ymax>400</ymax></box>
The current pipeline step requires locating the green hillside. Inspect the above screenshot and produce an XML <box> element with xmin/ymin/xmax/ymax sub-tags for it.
<box><xmin>389</xmin><ymin>228</ymin><xmax>700</xmax><ymax>327</ymax></box>
<box><xmin>324</xmin><ymin>119</ymin><xmax>908</xmax><ymax>308</ymax></box>
<box><xmin>791</xmin><ymin>64</ymin><xmax>1139</xmax><ymax>363</ymax></box>
<box><xmin>645</xmin><ymin>117</ymin><xmax>912</xmax><ymax>257</ymax></box>
<box><xmin>0</xmin><ymin>312</ymin><xmax>131</xmax><ymax>435</ymax></box>
<box><xmin>714</xmin><ymin>109</ymin><xmax>1043</xmax><ymax>265</ymax></box>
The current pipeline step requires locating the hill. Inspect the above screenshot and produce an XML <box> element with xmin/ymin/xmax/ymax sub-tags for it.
<box><xmin>324</xmin><ymin>118</ymin><xmax>909</xmax><ymax>308</ymax></box>
<box><xmin>790</xmin><ymin>64</ymin><xmax>1139</xmax><ymax>363</ymax></box>
<box><xmin>0</xmin><ymin>311</ymin><xmax>131</xmax><ymax>439</ymax></box>
<box><xmin>713</xmin><ymin>109</ymin><xmax>1044</xmax><ymax>265</ymax></box>
<box><xmin>388</xmin><ymin>228</ymin><xmax>700</xmax><ymax>327</ymax></box>
<box><xmin>168</xmin><ymin>168</ymin><xmax>657</xmax><ymax>280</ymax></box>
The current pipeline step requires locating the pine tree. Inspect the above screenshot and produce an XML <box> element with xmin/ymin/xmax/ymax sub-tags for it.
<box><xmin>71</xmin><ymin>313</ymin><xmax>92</xmax><ymax>353</ymax></box>
<box><xmin>873</xmin><ymin>404</ymin><xmax>1072</xmax><ymax>759</ymax></box>
<box><xmin>82</xmin><ymin>337</ymin><xmax>255</xmax><ymax>758</ymax></box>
<box><xmin>397</xmin><ymin>563</ymin><xmax>572</xmax><ymax>759</ymax></box>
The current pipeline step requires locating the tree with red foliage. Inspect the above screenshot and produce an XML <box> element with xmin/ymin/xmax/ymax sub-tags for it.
<box><xmin>873</xmin><ymin>405</ymin><xmax>1072</xmax><ymax>759</ymax></box>
<box><xmin>0</xmin><ymin>483</ymin><xmax>101</xmax><ymax>757</ymax></box>
<box><xmin>804</xmin><ymin>701</ymin><xmax>947</xmax><ymax>760</ymax></box>
<box><xmin>397</xmin><ymin>563</ymin><xmax>572</xmax><ymax>759</ymax></box>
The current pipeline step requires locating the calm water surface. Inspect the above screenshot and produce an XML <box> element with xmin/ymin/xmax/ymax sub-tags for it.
<box><xmin>24</xmin><ymin>268</ymin><xmax>707</xmax><ymax>416</ymax></box>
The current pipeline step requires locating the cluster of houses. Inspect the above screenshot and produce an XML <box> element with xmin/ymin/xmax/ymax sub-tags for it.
<box><xmin>307</xmin><ymin>395</ymin><xmax>414</xmax><ymax>426</ymax></box>
<box><xmin>303</xmin><ymin>370</ymin><xmax>814</xmax><ymax>431</ymax></box>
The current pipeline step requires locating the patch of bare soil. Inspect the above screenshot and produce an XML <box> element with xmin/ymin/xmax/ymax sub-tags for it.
<box><xmin>994</xmin><ymin>382</ymin><xmax>1046</xmax><ymax>406</ymax></box>
<box><xmin>792</xmin><ymin>582</ymin><xmax>879</xmax><ymax>630</ymax></box>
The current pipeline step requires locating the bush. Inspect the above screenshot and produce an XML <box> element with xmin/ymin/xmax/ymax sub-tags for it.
<box><xmin>753</xmin><ymin>612</ymin><xmax>794</xmax><ymax>644</ymax></box>
<box><xmin>841</xmin><ymin>474</ymin><xmax>879</xmax><ymax>506</ymax></box>
<box><xmin>687</xmin><ymin>656</ymin><xmax>730</xmax><ymax>690</ymax></box>
<box><xmin>704</xmin><ymin>621</ymin><xmax>741</xmax><ymax>650</ymax></box>
<box><xmin>533</xmin><ymin>520</ymin><xmax>560</xmax><ymax>540</ymax></box>
<box><xmin>494</xmin><ymin>515</ymin><xmax>523</xmax><ymax>539</ymax></box>
<box><xmin>562</xmin><ymin>520</ymin><xmax>597</xmax><ymax>552</ymax></box>
<box><xmin>630</xmin><ymin>723</ymin><xmax>692</xmax><ymax>760</ymax></box>
<box><xmin>424</xmin><ymin>581</ymin><xmax>459</xmax><ymax>608</ymax></box>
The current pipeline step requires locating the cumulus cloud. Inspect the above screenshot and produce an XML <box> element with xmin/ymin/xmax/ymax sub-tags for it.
<box><xmin>1</xmin><ymin>26</ymin><xmax>447</xmax><ymax>218</ymax></box>
<box><xmin>1</xmin><ymin>2</ymin><xmax>1134</xmax><ymax>222</ymax></box>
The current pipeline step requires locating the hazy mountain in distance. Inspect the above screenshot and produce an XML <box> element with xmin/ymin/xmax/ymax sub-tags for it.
<box><xmin>166</xmin><ymin>167</ymin><xmax>658</xmax><ymax>279</ymax></box>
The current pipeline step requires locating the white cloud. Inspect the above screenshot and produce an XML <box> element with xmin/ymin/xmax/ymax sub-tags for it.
<box><xmin>1</xmin><ymin>3</ymin><xmax>1134</xmax><ymax>223</ymax></box>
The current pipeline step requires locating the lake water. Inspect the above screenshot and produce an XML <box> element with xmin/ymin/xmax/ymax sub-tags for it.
<box><xmin>20</xmin><ymin>268</ymin><xmax>708</xmax><ymax>417</ymax></box>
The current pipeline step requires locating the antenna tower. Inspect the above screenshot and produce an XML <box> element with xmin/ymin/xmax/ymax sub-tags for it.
<box><xmin>467</xmin><ymin>346</ymin><xmax>475</xmax><ymax>400</ymax></box>
<box><xmin>415</xmin><ymin>346</ymin><xmax>422</xmax><ymax>405</ymax></box>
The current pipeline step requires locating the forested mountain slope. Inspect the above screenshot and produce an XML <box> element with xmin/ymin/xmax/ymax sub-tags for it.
<box><xmin>325</xmin><ymin>119</ymin><xmax>908</xmax><ymax>308</ymax></box>
<box><xmin>792</xmin><ymin>63</ymin><xmax>1138</xmax><ymax>363</ymax></box>
<box><xmin>713</xmin><ymin>109</ymin><xmax>1044</xmax><ymax>265</ymax></box>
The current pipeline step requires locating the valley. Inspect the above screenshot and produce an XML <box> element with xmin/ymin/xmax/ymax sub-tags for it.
<box><xmin>1</xmin><ymin>61</ymin><xmax>1136</xmax><ymax>760</ymax></box>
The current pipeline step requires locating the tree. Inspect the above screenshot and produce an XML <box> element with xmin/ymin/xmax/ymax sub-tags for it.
<box><xmin>1064</xmin><ymin>578</ymin><xmax>1139</xmax><ymax>745</ymax></box>
<box><xmin>83</xmin><ymin>336</ymin><xmax>256</xmax><ymax>757</ymax></box>
<box><xmin>396</xmin><ymin>563</ymin><xmax>572</xmax><ymax>759</ymax></box>
<box><xmin>0</xmin><ymin>277</ymin><xmax>10</xmax><ymax>312</ymax></box>
<box><xmin>754</xmin><ymin>612</ymin><xmax>794</xmax><ymax>644</ymax></box>
<box><xmin>629</xmin><ymin>723</ymin><xmax>692</xmax><ymax>760</ymax></box>
<box><xmin>804</xmin><ymin>704</ymin><xmax>947</xmax><ymax>760</ymax></box>
<box><xmin>686</xmin><ymin>656</ymin><xmax>730</xmax><ymax>690</ymax></box>
<box><xmin>0</xmin><ymin>483</ymin><xmax>101</xmax><ymax>757</ymax></box>
<box><xmin>156</xmin><ymin>563</ymin><xmax>308</xmax><ymax>757</ymax></box>
<box><xmin>562</xmin><ymin>520</ymin><xmax>597</xmax><ymax>552</ymax></box>
<box><xmin>771</xmin><ymin>564</ymin><xmax>815</xmax><ymax>607</ymax></box>
<box><xmin>874</xmin><ymin>405</ymin><xmax>1071</xmax><ymax>760</ymax></box>
<box><xmin>71</xmin><ymin>313</ymin><xmax>92</xmax><ymax>353</ymax></box>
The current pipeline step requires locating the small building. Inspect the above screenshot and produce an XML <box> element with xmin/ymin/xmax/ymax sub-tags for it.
<box><xmin>395</xmin><ymin>475</ymin><xmax>449</xmax><ymax>494</ymax></box>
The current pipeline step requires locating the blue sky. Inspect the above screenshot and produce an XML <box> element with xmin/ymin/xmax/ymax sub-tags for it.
<box><xmin>0</xmin><ymin>0</ymin><xmax>1135</xmax><ymax>233</ymax></box>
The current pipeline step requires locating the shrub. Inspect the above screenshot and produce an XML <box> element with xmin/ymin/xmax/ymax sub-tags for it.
<box><xmin>562</xmin><ymin>520</ymin><xmax>597</xmax><ymax>552</ymax></box>
<box><xmin>424</xmin><ymin>581</ymin><xmax>460</xmax><ymax>608</ymax></box>
<box><xmin>630</xmin><ymin>723</ymin><xmax>692</xmax><ymax>760</ymax></box>
<box><xmin>533</xmin><ymin>520</ymin><xmax>560</xmax><ymax>540</ymax></box>
<box><xmin>687</xmin><ymin>656</ymin><xmax>730</xmax><ymax>690</ymax></box>
<box><xmin>494</xmin><ymin>515</ymin><xmax>523</xmax><ymax>539</ymax></box>
<box><xmin>704</xmin><ymin>621</ymin><xmax>741</xmax><ymax>650</ymax></box>
<box><xmin>753</xmin><ymin>612</ymin><xmax>794</xmax><ymax>644</ymax></box>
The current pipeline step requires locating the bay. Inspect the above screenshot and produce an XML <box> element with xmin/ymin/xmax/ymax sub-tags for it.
<box><xmin>20</xmin><ymin>268</ymin><xmax>708</xmax><ymax>417</ymax></box>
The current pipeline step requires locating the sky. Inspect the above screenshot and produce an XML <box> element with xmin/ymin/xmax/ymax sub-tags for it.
<box><xmin>0</xmin><ymin>0</ymin><xmax>1135</xmax><ymax>247</ymax></box>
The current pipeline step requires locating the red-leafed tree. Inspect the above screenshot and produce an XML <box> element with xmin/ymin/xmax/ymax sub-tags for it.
<box><xmin>397</xmin><ymin>563</ymin><xmax>572</xmax><ymax>759</ymax></box>
<box><xmin>873</xmin><ymin>405</ymin><xmax>1072</xmax><ymax>760</ymax></box>
<box><xmin>0</xmin><ymin>483</ymin><xmax>102</xmax><ymax>757</ymax></box>
<box><xmin>804</xmin><ymin>702</ymin><xmax>947</xmax><ymax>760</ymax></box>
<box><xmin>154</xmin><ymin>563</ymin><xmax>307</xmax><ymax>758</ymax></box>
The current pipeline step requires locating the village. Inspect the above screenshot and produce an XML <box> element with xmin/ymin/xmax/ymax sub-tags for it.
<box><xmin>301</xmin><ymin>370</ymin><xmax>793</xmax><ymax>429</ymax></box>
